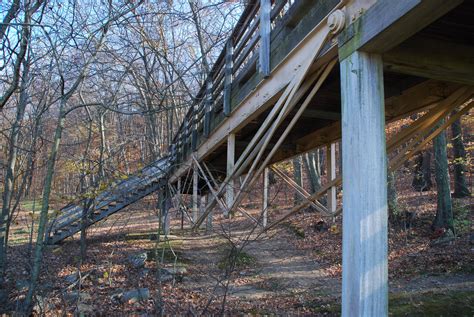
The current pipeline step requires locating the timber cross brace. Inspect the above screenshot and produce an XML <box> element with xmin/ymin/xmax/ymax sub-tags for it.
<box><xmin>46</xmin><ymin>0</ymin><xmax>473</xmax><ymax>316</ymax></box>
<box><xmin>166</xmin><ymin>1</ymin><xmax>473</xmax><ymax>315</ymax></box>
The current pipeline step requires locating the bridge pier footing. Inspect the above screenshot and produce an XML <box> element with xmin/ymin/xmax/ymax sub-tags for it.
<box><xmin>340</xmin><ymin>50</ymin><xmax>388</xmax><ymax>317</ymax></box>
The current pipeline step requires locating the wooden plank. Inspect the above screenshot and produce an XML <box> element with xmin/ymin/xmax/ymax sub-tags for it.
<box><xmin>340</xmin><ymin>51</ymin><xmax>387</xmax><ymax>316</ymax></box>
<box><xmin>204</xmin><ymin>80</ymin><xmax>213</xmax><ymax>137</ymax></box>
<box><xmin>383</xmin><ymin>36</ymin><xmax>474</xmax><ymax>86</ymax></box>
<box><xmin>259</xmin><ymin>0</ymin><xmax>271</xmax><ymax>77</ymax></box>
<box><xmin>224</xmin><ymin>40</ymin><xmax>233</xmax><ymax>116</ymax></box>
<box><xmin>338</xmin><ymin>0</ymin><xmax>463</xmax><ymax>60</ymax></box>
<box><xmin>301</xmin><ymin>109</ymin><xmax>340</xmax><ymax>120</ymax></box>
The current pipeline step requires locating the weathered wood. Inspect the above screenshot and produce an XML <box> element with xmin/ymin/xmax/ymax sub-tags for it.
<box><xmin>225</xmin><ymin>133</ymin><xmax>235</xmax><ymax>218</ymax></box>
<box><xmin>338</xmin><ymin>0</ymin><xmax>463</xmax><ymax>60</ymax></box>
<box><xmin>259</xmin><ymin>0</ymin><xmax>271</xmax><ymax>77</ymax></box>
<box><xmin>301</xmin><ymin>109</ymin><xmax>340</xmax><ymax>120</ymax></box>
<box><xmin>169</xmin><ymin>8</ymin><xmax>334</xmax><ymax>183</ymax></box>
<box><xmin>340</xmin><ymin>51</ymin><xmax>387</xmax><ymax>316</ymax></box>
<box><xmin>383</xmin><ymin>36</ymin><xmax>474</xmax><ymax>86</ymax></box>
<box><xmin>223</xmin><ymin>40</ymin><xmax>233</xmax><ymax>116</ymax></box>
<box><xmin>271</xmin><ymin>166</ymin><xmax>328</xmax><ymax>214</ymax></box>
<box><xmin>390</xmin><ymin>100</ymin><xmax>474</xmax><ymax>171</ymax></box>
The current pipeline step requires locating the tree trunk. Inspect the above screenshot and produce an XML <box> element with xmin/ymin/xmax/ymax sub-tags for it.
<box><xmin>450</xmin><ymin>114</ymin><xmax>471</xmax><ymax>198</ymax></box>
<box><xmin>387</xmin><ymin>169</ymin><xmax>398</xmax><ymax>215</ymax></box>
<box><xmin>0</xmin><ymin>56</ymin><xmax>30</xmax><ymax>290</ymax></box>
<box><xmin>293</xmin><ymin>157</ymin><xmax>303</xmax><ymax>205</ymax></box>
<box><xmin>303</xmin><ymin>150</ymin><xmax>322</xmax><ymax>193</ymax></box>
<box><xmin>432</xmin><ymin>121</ymin><xmax>454</xmax><ymax>231</ymax></box>
<box><xmin>24</xmin><ymin>100</ymin><xmax>66</xmax><ymax>312</ymax></box>
<box><xmin>412</xmin><ymin>151</ymin><xmax>433</xmax><ymax>191</ymax></box>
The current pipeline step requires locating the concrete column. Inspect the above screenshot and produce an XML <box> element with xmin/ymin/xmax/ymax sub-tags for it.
<box><xmin>340</xmin><ymin>51</ymin><xmax>388</xmax><ymax>317</ymax></box>
<box><xmin>226</xmin><ymin>133</ymin><xmax>235</xmax><ymax>217</ymax></box>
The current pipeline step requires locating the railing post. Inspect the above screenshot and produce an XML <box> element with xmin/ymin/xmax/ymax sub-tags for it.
<box><xmin>259</xmin><ymin>0</ymin><xmax>271</xmax><ymax>77</ymax></box>
<box><xmin>224</xmin><ymin>39</ymin><xmax>234</xmax><ymax>116</ymax></box>
<box><xmin>204</xmin><ymin>80</ymin><xmax>213</xmax><ymax>137</ymax></box>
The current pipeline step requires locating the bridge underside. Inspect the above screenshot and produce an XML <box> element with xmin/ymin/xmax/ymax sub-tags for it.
<box><xmin>171</xmin><ymin>0</ymin><xmax>473</xmax><ymax>191</ymax></box>
<box><xmin>165</xmin><ymin>1</ymin><xmax>473</xmax><ymax>316</ymax></box>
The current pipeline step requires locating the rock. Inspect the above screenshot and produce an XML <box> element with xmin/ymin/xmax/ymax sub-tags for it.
<box><xmin>159</xmin><ymin>274</ymin><xmax>173</xmax><ymax>283</ymax></box>
<box><xmin>160</xmin><ymin>267</ymin><xmax>187</xmax><ymax>276</ymax></box>
<box><xmin>33</xmin><ymin>295</ymin><xmax>51</xmax><ymax>314</ymax></box>
<box><xmin>122</xmin><ymin>288</ymin><xmax>150</xmax><ymax>303</ymax></box>
<box><xmin>64</xmin><ymin>272</ymin><xmax>79</xmax><ymax>284</ymax></box>
<box><xmin>139</xmin><ymin>268</ymin><xmax>150</xmax><ymax>278</ymax></box>
<box><xmin>63</xmin><ymin>291</ymin><xmax>92</xmax><ymax>303</ymax></box>
<box><xmin>76</xmin><ymin>303</ymin><xmax>94</xmax><ymax>314</ymax></box>
<box><xmin>314</xmin><ymin>220</ymin><xmax>329</xmax><ymax>232</ymax></box>
<box><xmin>129</xmin><ymin>252</ymin><xmax>148</xmax><ymax>269</ymax></box>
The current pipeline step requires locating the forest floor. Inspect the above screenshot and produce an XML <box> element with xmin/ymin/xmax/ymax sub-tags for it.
<box><xmin>4</xmin><ymin>184</ymin><xmax>474</xmax><ymax>316</ymax></box>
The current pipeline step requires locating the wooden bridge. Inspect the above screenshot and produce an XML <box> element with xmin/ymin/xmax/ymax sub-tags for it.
<box><xmin>47</xmin><ymin>0</ymin><xmax>474</xmax><ymax>315</ymax></box>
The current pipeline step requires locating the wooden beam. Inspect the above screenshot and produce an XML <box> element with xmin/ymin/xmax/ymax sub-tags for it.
<box><xmin>383</xmin><ymin>36</ymin><xmax>474</xmax><ymax>86</ymax></box>
<box><xmin>340</xmin><ymin>51</ymin><xmax>387</xmax><ymax>316</ymax></box>
<box><xmin>301</xmin><ymin>109</ymin><xmax>340</xmax><ymax>120</ymax></box>
<box><xmin>338</xmin><ymin>0</ymin><xmax>463</xmax><ymax>60</ymax></box>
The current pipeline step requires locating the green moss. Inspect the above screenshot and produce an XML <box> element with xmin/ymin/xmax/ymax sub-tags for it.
<box><xmin>389</xmin><ymin>290</ymin><xmax>474</xmax><ymax>316</ymax></box>
<box><xmin>303</xmin><ymin>289</ymin><xmax>474</xmax><ymax>315</ymax></box>
<box><xmin>218</xmin><ymin>247</ymin><xmax>256</xmax><ymax>270</ymax></box>
<box><xmin>283</xmin><ymin>222</ymin><xmax>305</xmax><ymax>238</ymax></box>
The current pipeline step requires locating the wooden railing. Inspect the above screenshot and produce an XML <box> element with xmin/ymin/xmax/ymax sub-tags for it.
<box><xmin>170</xmin><ymin>0</ymin><xmax>297</xmax><ymax>170</ymax></box>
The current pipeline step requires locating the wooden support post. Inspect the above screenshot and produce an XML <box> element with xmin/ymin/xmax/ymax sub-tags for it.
<box><xmin>259</xmin><ymin>0</ymin><xmax>271</xmax><ymax>77</ymax></box>
<box><xmin>262</xmin><ymin>167</ymin><xmax>269</xmax><ymax>227</ymax></box>
<box><xmin>200</xmin><ymin>195</ymin><xmax>207</xmax><ymax>230</ymax></box>
<box><xmin>225</xmin><ymin>133</ymin><xmax>235</xmax><ymax>218</ymax></box>
<box><xmin>224</xmin><ymin>39</ymin><xmax>233</xmax><ymax>116</ymax></box>
<box><xmin>193</xmin><ymin>165</ymin><xmax>199</xmax><ymax>223</ymax></box>
<box><xmin>204</xmin><ymin>195</ymin><xmax>212</xmax><ymax>231</ymax></box>
<box><xmin>326</xmin><ymin>143</ymin><xmax>337</xmax><ymax>213</ymax></box>
<box><xmin>340</xmin><ymin>51</ymin><xmax>388</xmax><ymax>317</ymax></box>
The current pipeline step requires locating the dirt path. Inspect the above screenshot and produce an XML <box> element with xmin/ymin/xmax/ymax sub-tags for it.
<box><xmin>170</xmin><ymin>225</ymin><xmax>473</xmax><ymax>314</ymax></box>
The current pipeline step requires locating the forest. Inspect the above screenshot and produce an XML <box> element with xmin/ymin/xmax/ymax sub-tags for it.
<box><xmin>0</xmin><ymin>0</ymin><xmax>473</xmax><ymax>315</ymax></box>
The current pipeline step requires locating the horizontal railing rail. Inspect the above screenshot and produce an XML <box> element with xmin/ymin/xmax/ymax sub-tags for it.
<box><xmin>170</xmin><ymin>0</ymin><xmax>297</xmax><ymax>170</ymax></box>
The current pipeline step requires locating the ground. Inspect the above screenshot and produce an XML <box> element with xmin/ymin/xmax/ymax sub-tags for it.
<box><xmin>4</xmin><ymin>184</ymin><xmax>473</xmax><ymax>315</ymax></box>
